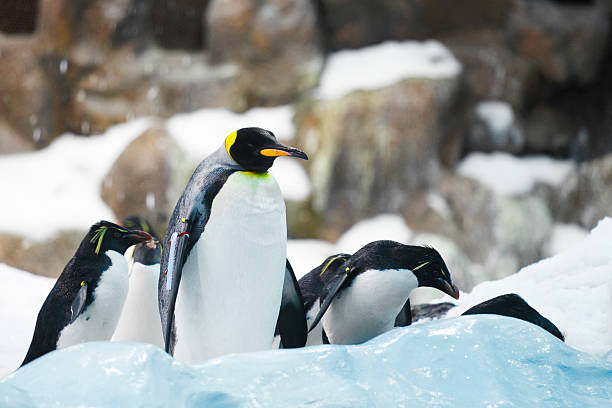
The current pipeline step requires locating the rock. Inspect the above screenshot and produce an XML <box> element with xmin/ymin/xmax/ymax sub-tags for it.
<box><xmin>553</xmin><ymin>153</ymin><xmax>612</xmax><ymax>229</ymax></box>
<box><xmin>467</xmin><ymin>100</ymin><xmax>524</xmax><ymax>154</ymax></box>
<box><xmin>148</xmin><ymin>0</ymin><xmax>210</xmax><ymax>50</ymax></box>
<box><xmin>0</xmin><ymin>120</ymin><xmax>36</xmax><ymax>154</ymax></box>
<box><xmin>524</xmin><ymin>105</ymin><xmax>574</xmax><ymax>155</ymax></box>
<box><xmin>295</xmin><ymin>76</ymin><xmax>461</xmax><ymax>240</ymax></box>
<box><xmin>206</xmin><ymin>0</ymin><xmax>323</xmax><ymax>105</ymax></box>
<box><xmin>509</xmin><ymin>0</ymin><xmax>609</xmax><ymax>85</ymax></box>
<box><xmin>67</xmin><ymin>49</ymin><xmax>242</xmax><ymax>135</ymax></box>
<box><xmin>319</xmin><ymin>0</ymin><xmax>515</xmax><ymax>51</ymax></box>
<box><xmin>0</xmin><ymin>230</ymin><xmax>84</xmax><ymax>278</ymax></box>
<box><xmin>0</xmin><ymin>35</ymin><xmax>61</xmax><ymax>150</ymax></box>
<box><xmin>101</xmin><ymin>127</ymin><xmax>193</xmax><ymax>237</ymax></box>
<box><xmin>442</xmin><ymin>29</ymin><xmax>538</xmax><ymax>110</ymax></box>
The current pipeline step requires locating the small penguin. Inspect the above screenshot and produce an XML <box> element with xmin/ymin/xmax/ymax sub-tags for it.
<box><xmin>112</xmin><ymin>216</ymin><xmax>164</xmax><ymax>348</ymax></box>
<box><xmin>299</xmin><ymin>240</ymin><xmax>460</xmax><ymax>345</ymax></box>
<box><xmin>158</xmin><ymin>127</ymin><xmax>309</xmax><ymax>362</ymax></box>
<box><xmin>461</xmin><ymin>293</ymin><xmax>564</xmax><ymax>341</ymax></box>
<box><xmin>21</xmin><ymin>221</ymin><xmax>153</xmax><ymax>366</ymax></box>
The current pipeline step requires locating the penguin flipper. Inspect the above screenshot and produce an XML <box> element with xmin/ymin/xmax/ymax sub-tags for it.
<box><xmin>276</xmin><ymin>260</ymin><xmax>307</xmax><ymax>348</ymax></box>
<box><xmin>322</xmin><ymin>328</ymin><xmax>330</xmax><ymax>344</ymax></box>
<box><xmin>69</xmin><ymin>283</ymin><xmax>88</xmax><ymax>324</ymax></box>
<box><xmin>394</xmin><ymin>298</ymin><xmax>412</xmax><ymax>327</ymax></box>
<box><xmin>307</xmin><ymin>272</ymin><xmax>350</xmax><ymax>333</ymax></box>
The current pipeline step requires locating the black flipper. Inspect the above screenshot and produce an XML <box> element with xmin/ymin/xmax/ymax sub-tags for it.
<box><xmin>307</xmin><ymin>272</ymin><xmax>350</xmax><ymax>333</ymax></box>
<box><xmin>394</xmin><ymin>298</ymin><xmax>412</xmax><ymax>327</ymax></box>
<box><xmin>322</xmin><ymin>328</ymin><xmax>330</xmax><ymax>344</ymax></box>
<box><xmin>276</xmin><ymin>260</ymin><xmax>307</xmax><ymax>348</ymax></box>
<box><xmin>69</xmin><ymin>283</ymin><xmax>88</xmax><ymax>324</ymax></box>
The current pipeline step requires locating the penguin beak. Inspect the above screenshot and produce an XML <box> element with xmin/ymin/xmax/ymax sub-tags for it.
<box><xmin>125</xmin><ymin>230</ymin><xmax>154</xmax><ymax>243</ymax></box>
<box><xmin>438</xmin><ymin>278</ymin><xmax>460</xmax><ymax>300</ymax></box>
<box><xmin>260</xmin><ymin>143</ymin><xmax>308</xmax><ymax>160</ymax></box>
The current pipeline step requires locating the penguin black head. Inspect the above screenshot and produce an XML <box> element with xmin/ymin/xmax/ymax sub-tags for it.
<box><xmin>225</xmin><ymin>127</ymin><xmax>308</xmax><ymax>173</ymax></box>
<box><xmin>346</xmin><ymin>240</ymin><xmax>460</xmax><ymax>299</ymax></box>
<box><xmin>77</xmin><ymin>220</ymin><xmax>154</xmax><ymax>257</ymax></box>
<box><xmin>121</xmin><ymin>216</ymin><xmax>161</xmax><ymax>265</ymax></box>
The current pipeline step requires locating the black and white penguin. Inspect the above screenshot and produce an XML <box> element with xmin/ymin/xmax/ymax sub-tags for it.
<box><xmin>21</xmin><ymin>221</ymin><xmax>153</xmax><ymax>366</ymax></box>
<box><xmin>158</xmin><ymin>127</ymin><xmax>309</xmax><ymax>362</ymax></box>
<box><xmin>299</xmin><ymin>240</ymin><xmax>460</xmax><ymax>345</ymax></box>
<box><xmin>112</xmin><ymin>216</ymin><xmax>164</xmax><ymax>348</ymax></box>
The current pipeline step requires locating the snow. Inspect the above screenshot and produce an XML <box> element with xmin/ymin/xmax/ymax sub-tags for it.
<box><xmin>457</xmin><ymin>152</ymin><xmax>574</xmax><ymax>196</ymax></box>
<box><xmin>543</xmin><ymin>223</ymin><xmax>589</xmax><ymax>257</ymax></box>
<box><xmin>286</xmin><ymin>239</ymin><xmax>335</xmax><ymax>280</ymax></box>
<box><xmin>316</xmin><ymin>40</ymin><xmax>462</xmax><ymax>100</ymax></box>
<box><xmin>166</xmin><ymin>105</ymin><xmax>312</xmax><ymax>201</ymax></box>
<box><xmin>0</xmin><ymin>119</ymin><xmax>153</xmax><ymax>240</ymax></box>
<box><xmin>0</xmin><ymin>264</ymin><xmax>53</xmax><ymax>376</ymax></box>
<box><xmin>476</xmin><ymin>101</ymin><xmax>514</xmax><ymax>138</ymax></box>
<box><xmin>334</xmin><ymin>214</ymin><xmax>413</xmax><ymax>254</ymax></box>
<box><xmin>2</xmin><ymin>317</ymin><xmax>611</xmax><ymax>407</ymax></box>
<box><xmin>449</xmin><ymin>217</ymin><xmax>612</xmax><ymax>358</ymax></box>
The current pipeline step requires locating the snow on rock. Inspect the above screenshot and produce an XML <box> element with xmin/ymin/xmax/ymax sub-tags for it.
<box><xmin>475</xmin><ymin>101</ymin><xmax>514</xmax><ymax>138</ymax></box>
<box><xmin>544</xmin><ymin>223</ymin><xmax>589</xmax><ymax>257</ymax></box>
<box><xmin>0</xmin><ymin>119</ymin><xmax>153</xmax><ymax>240</ymax></box>
<box><xmin>2</xmin><ymin>317</ymin><xmax>611</xmax><ymax>407</ymax></box>
<box><xmin>457</xmin><ymin>152</ymin><xmax>574</xmax><ymax>196</ymax></box>
<box><xmin>335</xmin><ymin>214</ymin><xmax>413</xmax><ymax>254</ymax></box>
<box><xmin>316</xmin><ymin>40</ymin><xmax>462</xmax><ymax>100</ymax></box>
<box><xmin>166</xmin><ymin>105</ymin><xmax>311</xmax><ymax>201</ymax></box>
<box><xmin>449</xmin><ymin>217</ymin><xmax>612</xmax><ymax>358</ymax></box>
<box><xmin>0</xmin><ymin>264</ymin><xmax>54</xmax><ymax>377</ymax></box>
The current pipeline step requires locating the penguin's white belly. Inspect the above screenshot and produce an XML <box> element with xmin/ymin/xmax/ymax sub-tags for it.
<box><xmin>112</xmin><ymin>262</ymin><xmax>163</xmax><ymax>348</ymax></box>
<box><xmin>58</xmin><ymin>251</ymin><xmax>128</xmax><ymax>348</ymax></box>
<box><xmin>322</xmin><ymin>269</ymin><xmax>417</xmax><ymax>345</ymax></box>
<box><xmin>174</xmin><ymin>172</ymin><xmax>287</xmax><ymax>363</ymax></box>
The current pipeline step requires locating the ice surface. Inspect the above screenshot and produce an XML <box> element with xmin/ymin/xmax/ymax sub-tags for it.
<box><xmin>2</xmin><ymin>316</ymin><xmax>611</xmax><ymax>407</ymax></box>
<box><xmin>0</xmin><ymin>119</ymin><xmax>153</xmax><ymax>240</ymax></box>
<box><xmin>457</xmin><ymin>152</ymin><xmax>574</xmax><ymax>196</ymax></box>
<box><xmin>449</xmin><ymin>217</ymin><xmax>612</xmax><ymax>358</ymax></box>
<box><xmin>316</xmin><ymin>40</ymin><xmax>462</xmax><ymax>100</ymax></box>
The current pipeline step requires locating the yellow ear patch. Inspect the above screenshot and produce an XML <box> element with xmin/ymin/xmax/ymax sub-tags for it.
<box><xmin>225</xmin><ymin>130</ymin><xmax>237</xmax><ymax>161</ymax></box>
<box><xmin>80</xmin><ymin>281</ymin><xmax>85</xmax><ymax>287</ymax></box>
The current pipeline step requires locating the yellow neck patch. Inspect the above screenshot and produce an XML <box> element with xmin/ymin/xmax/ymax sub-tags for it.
<box><xmin>225</xmin><ymin>131</ymin><xmax>237</xmax><ymax>161</ymax></box>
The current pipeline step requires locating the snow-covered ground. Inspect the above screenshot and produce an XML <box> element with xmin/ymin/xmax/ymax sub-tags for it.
<box><xmin>316</xmin><ymin>40</ymin><xmax>462</xmax><ymax>100</ymax></box>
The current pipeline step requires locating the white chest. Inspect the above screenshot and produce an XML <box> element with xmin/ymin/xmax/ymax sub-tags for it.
<box><xmin>112</xmin><ymin>261</ymin><xmax>163</xmax><ymax>348</ymax></box>
<box><xmin>174</xmin><ymin>172</ymin><xmax>288</xmax><ymax>363</ymax></box>
<box><xmin>322</xmin><ymin>269</ymin><xmax>417</xmax><ymax>345</ymax></box>
<box><xmin>58</xmin><ymin>251</ymin><xmax>129</xmax><ymax>348</ymax></box>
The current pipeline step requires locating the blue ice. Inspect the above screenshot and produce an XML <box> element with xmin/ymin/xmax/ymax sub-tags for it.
<box><xmin>2</xmin><ymin>315</ymin><xmax>611</xmax><ymax>407</ymax></box>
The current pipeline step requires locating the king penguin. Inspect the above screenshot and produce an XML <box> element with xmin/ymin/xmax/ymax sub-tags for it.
<box><xmin>158</xmin><ymin>127</ymin><xmax>308</xmax><ymax>362</ymax></box>
<box><xmin>21</xmin><ymin>221</ymin><xmax>153</xmax><ymax>366</ymax></box>
<box><xmin>299</xmin><ymin>240</ymin><xmax>460</xmax><ymax>345</ymax></box>
<box><xmin>112</xmin><ymin>216</ymin><xmax>164</xmax><ymax>348</ymax></box>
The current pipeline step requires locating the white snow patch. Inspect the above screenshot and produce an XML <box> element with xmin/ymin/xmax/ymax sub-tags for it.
<box><xmin>0</xmin><ymin>119</ymin><xmax>153</xmax><ymax>240</ymax></box>
<box><xmin>544</xmin><ymin>223</ymin><xmax>589</xmax><ymax>258</ymax></box>
<box><xmin>448</xmin><ymin>217</ymin><xmax>612</xmax><ymax>357</ymax></box>
<box><xmin>316</xmin><ymin>40</ymin><xmax>462</xmax><ymax>100</ymax></box>
<box><xmin>335</xmin><ymin>214</ymin><xmax>413</xmax><ymax>254</ymax></box>
<box><xmin>476</xmin><ymin>101</ymin><xmax>514</xmax><ymax>137</ymax></box>
<box><xmin>287</xmin><ymin>239</ymin><xmax>335</xmax><ymax>280</ymax></box>
<box><xmin>0</xmin><ymin>264</ymin><xmax>54</xmax><ymax>376</ymax></box>
<box><xmin>457</xmin><ymin>152</ymin><xmax>574</xmax><ymax>196</ymax></box>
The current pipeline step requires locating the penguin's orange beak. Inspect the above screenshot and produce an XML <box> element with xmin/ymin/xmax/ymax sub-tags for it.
<box><xmin>260</xmin><ymin>143</ymin><xmax>308</xmax><ymax>160</ymax></box>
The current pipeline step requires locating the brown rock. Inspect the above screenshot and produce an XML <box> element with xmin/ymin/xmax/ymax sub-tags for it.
<box><xmin>509</xmin><ymin>1</ymin><xmax>609</xmax><ymax>84</ymax></box>
<box><xmin>0</xmin><ymin>230</ymin><xmax>84</xmax><ymax>278</ymax></box>
<box><xmin>0</xmin><ymin>35</ymin><xmax>62</xmax><ymax>150</ymax></box>
<box><xmin>206</xmin><ymin>0</ymin><xmax>323</xmax><ymax>105</ymax></box>
<box><xmin>295</xmin><ymin>76</ymin><xmax>461</xmax><ymax>239</ymax></box>
<box><xmin>553</xmin><ymin>153</ymin><xmax>612</xmax><ymax>229</ymax></box>
<box><xmin>101</xmin><ymin>127</ymin><xmax>193</xmax><ymax>238</ymax></box>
